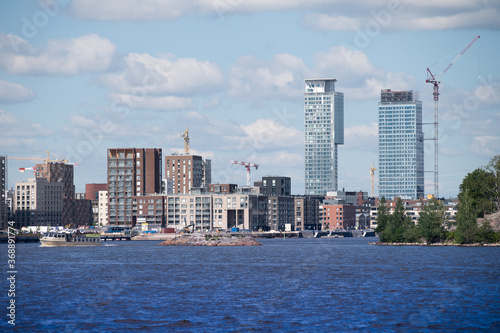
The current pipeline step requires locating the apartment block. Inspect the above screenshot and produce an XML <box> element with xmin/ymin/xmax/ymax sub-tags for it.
<box><xmin>261</xmin><ymin>176</ymin><xmax>291</xmax><ymax>196</ymax></box>
<box><xmin>13</xmin><ymin>178</ymin><xmax>63</xmax><ymax>228</ymax></box>
<box><xmin>107</xmin><ymin>148</ymin><xmax>162</xmax><ymax>226</ymax></box>
<box><xmin>98</xmin><ymin>190</ymin><xmax>108</xmax><ymax>226</ymax></box>
<box><xmin>322</xmin><ymin>202</ymin><xmax>356</xmax><ymax>230</ymax></box>
<box><xmin>294</xmin><ymin>196</ymin><xmax>321</xmax><ymax>231</ymax></box>
<box><xmin>165</xmin><ymin>155</ymin><xmax>211</xmax><ymax>194</ymax></box>
<box><xmin>267</xmin><ymin>196</ymin><xmax>295</xmax><ymax>231</ymax></box>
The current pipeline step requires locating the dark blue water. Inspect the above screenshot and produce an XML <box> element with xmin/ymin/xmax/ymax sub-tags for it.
<box><xmin>1</xmin><ymin>238</ymin><xmax>499</xmax><ymax>332</ymax></box>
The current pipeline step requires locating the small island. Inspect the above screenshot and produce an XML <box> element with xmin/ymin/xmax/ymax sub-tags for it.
<box><xmin>159</xmin><ymin>233</ymin><xmax>262</xmax><ymax>246</ymax></box>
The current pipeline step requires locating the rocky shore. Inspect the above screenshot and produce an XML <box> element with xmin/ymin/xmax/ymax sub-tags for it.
<box><xmin>159</xmin><ymin>234</ymin><xmax>262</xmax><ymax>246</ymax></box>
<box><xmin>369</xmin><ymin>241</ymin><xmax>500</xmax><ymax>247</ymax></box>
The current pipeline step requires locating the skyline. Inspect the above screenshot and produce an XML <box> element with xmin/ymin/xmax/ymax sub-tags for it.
<box><xmin>1</xmin><ymin>1</ymin><xmax>499</xmax><ymax>197</ymax></box>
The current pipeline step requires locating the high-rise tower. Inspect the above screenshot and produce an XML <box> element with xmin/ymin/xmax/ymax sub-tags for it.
<box><xmin>378</xmin><ymin>89</ymin><xmax>424</xmax><ymax>199</ymax></box>
<box><xmin>304</xmin><ymin>79</ymin><xmax>344</xmax><ymax>196</ymax></box>
<box><xmin>107</xmin><ymin>148</ymin><xmax>162</xmax><ymax>226</ymax></box>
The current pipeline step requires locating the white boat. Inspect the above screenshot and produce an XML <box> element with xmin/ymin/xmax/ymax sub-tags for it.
<box><xmin>40</xmin><ymin>230</ymin><xmax>102</xmax><ymax>247</ymax></box>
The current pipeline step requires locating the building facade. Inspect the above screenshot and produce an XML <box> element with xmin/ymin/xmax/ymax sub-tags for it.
<box><xmin>98</xmin><ymin>190</ymin><xmax>108</xmax><ymax>226</ymax></box>
<box><xmin>261</xmin><ymin>176</ymin><xmax>291</xmax><ymax>196</ymax></box>
<box><xmin>294</xmin><ymin>196</ymin><xmax>321</xmax><ymax>231</ymax></box>
<box><xmin>378</xmin><ymin>89</ymin><xmax>424</xmax><ymax>199</ymax></box>
<box><xmin>13</xmin><ymin>178</ymin><xmax>63</xmax><ymax>228</ymax></box>
<box><xmin>322</xmin><ymin>202</ymin><xmax>356</xmax><ymax>230</ymax></box>
<box><xmin>165</xmin><ymin>155</ymin><xmax>211</xmax><ymax>195</ymax></box>
<box><xmin>35</xmin><ymin>162</ymin><xmax>75</xmax><ymax>200</ymax></box>
<box><xmin>107</xmin><ymin>148</ymin><xmax>162</xmax><ymax>226</ymax></box>
<box><xmin>304</xmin><ymin>79</ymin><xmax>344</xmax><ymax>195</ymax></box>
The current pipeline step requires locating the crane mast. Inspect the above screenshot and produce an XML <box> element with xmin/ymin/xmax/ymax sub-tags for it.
<box><xmin>370</xmin><ymin>161</ymin><xmax>377</xmax><ymax>198</ymax></box>
<box><xmin>425</xmin><ymin>35</ymin><xmax>480</xmax><ymax>198</ymax></box>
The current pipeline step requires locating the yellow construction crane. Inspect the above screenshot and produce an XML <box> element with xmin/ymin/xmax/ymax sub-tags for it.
<box><xmin>181</xmin><ymin>128</ymin><xmax>190</xmax><ymax>155</ymax></box>
<box><xmin>370</xmin><ymin>161</ymin><xmax>377</xmax><ymax>198</ymax></box>
<box><xmin>7</xmin><ymin>150</ymin><xmax>68</xmax><ymax>163</ymax></box>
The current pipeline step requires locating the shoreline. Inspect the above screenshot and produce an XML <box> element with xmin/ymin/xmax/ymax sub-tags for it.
<box><xmin>369</xmin><ymin>241</ymin><xmax>500</xmax><ymax>247</ymax></box>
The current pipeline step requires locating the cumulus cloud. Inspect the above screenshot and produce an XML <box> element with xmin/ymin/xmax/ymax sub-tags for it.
<box><xmin>229</xmin><ymin>54</ymin><xmax>310</xmax><ymax>101</ymax></box>
<box><xmin>240</xmin><ymin>118</ymin><xmax>303</xmax><ymax>149</ymax></box>
<box><xmin>67</xmin><ymin>0</ymin><xmax>500</xmax><ymax>30</ymax></box>
<box><xmin>101</xmin><ymin>53</ymin><xmax>224</xmax><ymax>95</ymax></box>
<box><xmin>471</xmin><ymin>136</ymin><xmax>500</xmax><ymax>157</ymax></box>
<box><xmin>99</xmin><ymin>52</ymin><xmax>223</xmax><ymax>111</ymax></box>
<box><xmin>0</xmin><ymin>33</ymin><xmax>116</xmax><ymax>75</ymax></box>
<box><xmin>229</xmin><ymin>46</ymin><xmax>416</xmax><ymax>102</ymax></box>
<box><xmin>0</xmin><ymin>80</ymin><xmax>35</xmax><ymax>103</ymax></box>
<box><xmin>0</xmin><ymin>110</ymin><xmax>53</xmax><ymax>151</ymax></box>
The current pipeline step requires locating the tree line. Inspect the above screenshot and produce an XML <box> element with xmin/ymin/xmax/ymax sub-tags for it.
<box><xmin>375</xmin><ymin>155</ymin><xmax>500</xmax><ymax>244</ymax></box>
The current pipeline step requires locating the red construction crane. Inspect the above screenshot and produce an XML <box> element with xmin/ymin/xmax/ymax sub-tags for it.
<box><xmin>426</xmin><ymin>35</ymin><xmax>480</xmax><ymax>198</ymax></box>
<box><xmin>230</xmin><ymin>160</ymin><xmax>259</xmax><ymax>186</ymax></box>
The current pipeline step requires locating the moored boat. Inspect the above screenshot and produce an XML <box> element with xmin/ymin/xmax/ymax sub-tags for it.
<box><xmin>40</xmin><ymin>230</ymin><xmax>102</xmax><ymax>247</ymax></box>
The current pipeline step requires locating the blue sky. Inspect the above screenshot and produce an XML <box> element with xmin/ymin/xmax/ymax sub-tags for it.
<box><xmin>1</xmin><ymin>0</ymin><xmax>499</xmax><ymax>197</ymax></box>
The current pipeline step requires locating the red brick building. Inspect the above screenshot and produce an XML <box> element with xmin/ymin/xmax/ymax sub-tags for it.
<box><xmin>323</xmin><ymin>204</ymin><xmax>356</xmax><ymax>230</ymax></box>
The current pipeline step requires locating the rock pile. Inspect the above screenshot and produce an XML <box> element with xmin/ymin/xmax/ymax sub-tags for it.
<box><xmin>159</xmin><ymin>234</ymin><xmax>262</xmax><ymax>246</ymax></box>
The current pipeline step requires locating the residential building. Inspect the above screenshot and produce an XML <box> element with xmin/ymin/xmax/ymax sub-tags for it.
<box><xmin>133</xmin><ymin>195</ymin><xmax>167</xmax><ymax>227</ymax></box>
<box><xmin>267</xmin><ymin>196</ymin><xmax>295</xmax><ymax>231</ymax></box>
<box><xmin>13</xmin><ymin>178</ymin><xmax>63</xmax><ymax>228</ymax></box>
<box><xmin>378</xmin><ymin>89</ymin><xmax>424</xmax><ymax>199</ymax></box>
<box><xmin>326</xmin><ymin>190</ymin><xmax>368</xmax><ymax>206</ymax></box>
<box><xmin>294</xmin><ymin>196</ymin><xmax>321</xmax><ymax>231</ymax></box>
<box><xmin>35</xmin><ymin>162</ymin><xmax>75</xmax><ymax>199</ymax></box>
<box><xmin>98</xmin><ymin>190</ymin><xmax>108</xmax><ymax>226</ymax></box>
<box><xmin>322</xmin><ymin>201</ymin><xmax>356</xmax><ymax>230</ymax></box>
<box><xmin>107</xmin><ymin>148</ymin><xmax>162</xmax><ymax>226</ymax></box>
<box><xmin>209</xmin><ymin>183</ymin><xmax>238</xmax><ymax>194</ymax></box>
<box><xmin>260</xmin><ymin>176</ymin><xmax>291</xmax><ymax>196</ymax></box>
<box><xmin>165</xmin><ymin>155</ymin><xmax>211</xmax><ymax>194</ymax></box>
<box><xmin>304</xmin><ymin>78</ymin><xmax>344</xmax><ymax>195</ymax></box>
<box><xmin>86</xmin><ymin>183</ymin><xmax>107</xmax><ymax>225</ymax></box>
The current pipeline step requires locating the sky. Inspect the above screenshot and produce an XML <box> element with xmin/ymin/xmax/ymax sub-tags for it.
<box><xmin>0</xmin><ymin>0</ymin><xmax>499</xmax><ymax>198</ymax></box>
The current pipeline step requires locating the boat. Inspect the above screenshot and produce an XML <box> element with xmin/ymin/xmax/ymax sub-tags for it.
<box><xmin>40</xmin><ymin>230</ymin><xmax>102</xmax><ymax>247</ymax></box>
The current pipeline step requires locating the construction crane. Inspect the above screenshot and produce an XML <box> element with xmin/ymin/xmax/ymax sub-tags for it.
<box><xmin>181</xmin><ymin>128</ymin><xmax>190</xmax><ymax>155</ymax></box>
<box><xmin>426</xmin><ymin>35</ymin><xmax>480</xmax><ymax>198</ymax></box>
<box><xmin>7</xmin><ymin>150</ymin><xmax>68</xmax><ymax>164</ymax></box>
<box><xmin>370</xmin><ymin>161</ymin><xmax>377</xmax><ymax>198</ymax></box>
<box><xmin>230</xmin><ymin>160</ymin><xmax>259</xmax><ymax>186</ymax></box>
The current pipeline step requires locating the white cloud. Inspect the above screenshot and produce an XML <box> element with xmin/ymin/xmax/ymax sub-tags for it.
<box><xmin>471</xmin><ymin>136</ymin><xmax>500</xmax><ymax>157</ymax></box>
<box><xmin>67</xmin><ymin>0</ymin><xmax>500</xmax><ymax>30</ymax></box>
<box><xmin>229</xmin><ymin>54</ymin><xmax>310</xmax><ymax>101</ymax></box>
<box><xmin>240</xmin><ymin>118</ymin><xmax>303</xmax><ymax>150</ymax></box>
<box><xmin>0</xmin><ymin>80</ymin><xmax>35</xmax><ymax>103</ymax></box>
<box><xmin>229</xmin><ymin>46</ymin><xmax>417</xmax><ymax>102</ymax></box>
<box><xmin>100</xmin><ymin>52</ymin><xmax>223</xmax><ymax>111</ymax></box>
<box><xmin>0</xmin><ymin>110</ymin><xmax>53</xmax><ymax>151</ymax></box>
<box><xmin>0</xmin><ymin>33</ymin><xmax>116</xmax><ymax>75</ymax></box>
<box><xmin>107</xmin><ymin>92</ymin><xmax>193</xmax><ymax>111</ymax></box>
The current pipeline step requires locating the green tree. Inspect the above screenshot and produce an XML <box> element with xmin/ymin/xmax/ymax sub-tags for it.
<box><xmin>375</xmin><ymin>197</ymin><xmax>390</xmax><ymax>241</ymax></box>
<box><xmin>485</xmin><ymin>155</ymin><xmax>500</xmax><ymax>212</ymax></box>
<box><xmin>459</xmin><ymin>168</ymin><xmax>496</xmax><ymax>218</ymax></box>
<box><xmin>384</xmin><ymin>198</ymin><xmax>418</xmax><ymax>243</ymax></box>
<box><xmin>418</xmin><ymin>198</ymin><xmax>447</xmax><ymax>243</ymax></box>
<box><xmin>455</xmin><ymin>189</ymin><xmax>479</xmax><ymax>244</ymax></box>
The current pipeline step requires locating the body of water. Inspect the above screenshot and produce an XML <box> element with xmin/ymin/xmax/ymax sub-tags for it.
<box><xmin>1</xmin><ymin>237</ymin><xmax>499</xmax><ymax>332</ymax></box>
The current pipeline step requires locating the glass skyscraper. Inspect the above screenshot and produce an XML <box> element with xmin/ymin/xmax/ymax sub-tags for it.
<box><xmin>378</xmin><ymin>89</ymin><xmax>424</xmax><ymax>199</ymax></box>
<box><xmin>304</xmin><ymin>79</ymin><xmax>344</xmax><ymax>196</ymax></box>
